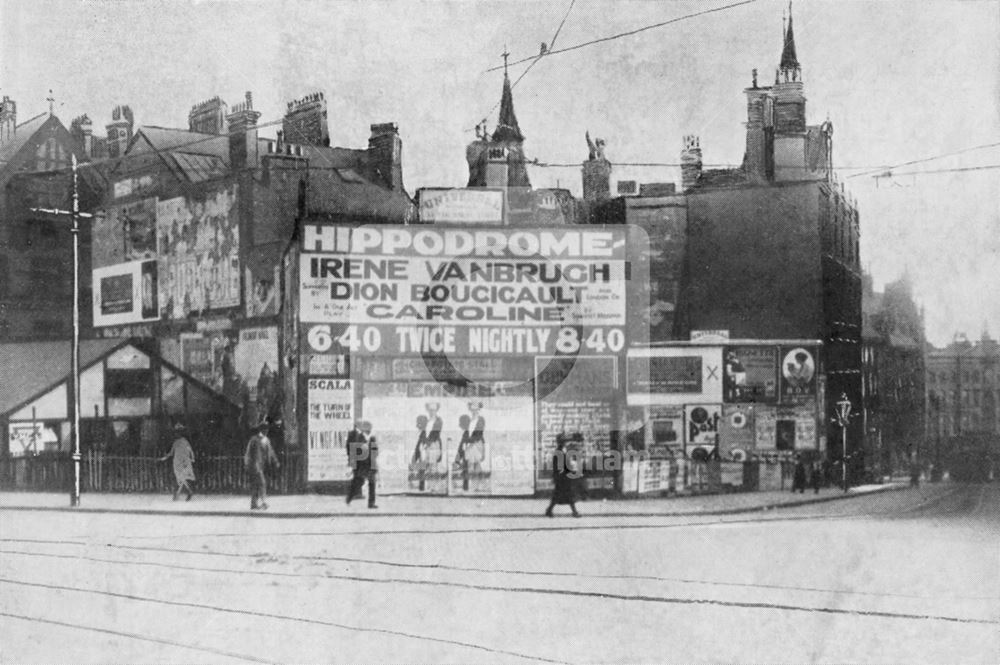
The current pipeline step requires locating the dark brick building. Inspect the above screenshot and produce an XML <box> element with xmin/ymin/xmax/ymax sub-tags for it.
<box><xmin>592</xmin><ymin>7</ymin><xmax>864</xmax><ymax>478</ymax></box>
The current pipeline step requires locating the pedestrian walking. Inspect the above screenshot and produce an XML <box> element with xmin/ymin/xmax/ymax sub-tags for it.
<box><xmin>244</xmin><ymin>422</ymin><xmax>279</xmax><ymax>510</ymax></box>
<box><xmin>347</xmin><ymin>420</ymin><xmax>378</xmax><ymax>508</ymax></box>
<box><xmin>546</xmin><ymin>434</ymin><xmax>581</xmax><ymax>518</ymax></box>
<box><xmin>792</xmin><ymin>456</ymin><xmax>807</xmax><ymax>493</ymax></box>
<box><xmin>159</xmin><ymin>423</ymin><xmax>196</xmax><ymax>501</ymax></box>
<box><xmin>909</xmin><ymin>454</ymin><xmax>922</xmax><ymax>487</ymax></box>
<box><xmin>810</xmin><ymin>462</ymin><xmax>823</xmax><ymax>494</ymax></box>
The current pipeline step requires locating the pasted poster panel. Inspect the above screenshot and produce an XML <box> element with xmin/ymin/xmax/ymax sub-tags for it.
<box><xmin>755</xmin><ymin>406</ymin><xmax>777</xmax><ymax>450</ymax></box>
<box><xmin>685</xmin><ymin>404</ymin><xmax>722</xmax><ymax>458</ymax></box>
<box><xmin>92</xmin><ymin>260</ymin><xmax>159</xmax><ymax>327</ymax></box>
<box><xmin>156</xmin><ymin>187</ymin><xmax>240</xmax><ymax>319</ymax></box>
<box><xmin>234</xmin><ymin>327</ymin><xmax>280</xmax><ymax>426</ymax></box>
<box><xmin>779</xmin><ymin>346</ymin><xmax>818</xmax><ymax>404</ymax></box>
<box><xmin>363</xmin><ymin>387</ymin><xmax>534</xmax><ymax>495</ymax></box>
<box><xmin>723</xmin><ymin>346</ymin><xmax>778</xmax><ymax>403</ymax></box>
<box><xmin>720</xmin><ymin>404</ymin><xmax>756</xmax><ymax>461</ymax></box>
<box><xmin>626</xmin><ymin>347</ymin><xmax>723</xmax><ymax>405</ymax></box>
<box><xmin>92</xmin><ymin>198</ymin><xmax>158</xmax><ymax>268</ymax></box>
<box><xmin>306</xmin><ymin>378</ymin><xmax>354</xmax><ymax>483</ymax></box>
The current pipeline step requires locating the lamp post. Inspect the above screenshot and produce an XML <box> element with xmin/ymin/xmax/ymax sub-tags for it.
<box><xmin>834</xmin><ymin>393</ymin><xmax>853</xmax><ymax>493</ymax></box>
<box><xmin>30</xmin><ymin>154</ymin><xmax>92</xmax><ymax>507</ymax></box>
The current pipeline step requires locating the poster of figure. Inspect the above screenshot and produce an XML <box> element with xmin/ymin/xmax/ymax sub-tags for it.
<box><xmin>780</xmin><ymin>347</ymin><xmax>818</xmax><ymax>404</ymax></box>
<box><xmin>723</xmin><ymin>346</ymin><xmax>778</xmax><ymax>403</ymax></box>
<box><xmin>234</xmin><ymin>327</ymin><xmax>281</xmax><ymax>425</ymax></box>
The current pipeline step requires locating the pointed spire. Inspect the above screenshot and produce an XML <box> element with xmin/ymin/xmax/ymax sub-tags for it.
<box><xmin>492</xmin><ymin>70</ymin><xmax>524</xmax><ymax>143</ymax></box>
<box><xmin>780</xmin><ymin>1</ymin><xmax>800</xmax><ymax>73</ymax></box>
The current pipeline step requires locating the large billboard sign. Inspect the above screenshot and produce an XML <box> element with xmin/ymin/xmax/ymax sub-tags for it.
<box><xmin>93</xmin><ymin>260</ymin><xmax>159</xmax><ymax>327</ymax></box>
<box><xmin>299</xmin><ymin>225</ymin><xmax>631</xmax><ymax>357</ymax></box>
<box><xmin>626</xmin><ymin>347</ymin><xmax>723</xmax><ymax>405</ymax></box>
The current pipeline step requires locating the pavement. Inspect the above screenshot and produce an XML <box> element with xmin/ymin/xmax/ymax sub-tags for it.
<box><xmin>0</xmin><ymin>482</ymin><xmax>906</xmax><ymax>518</ymax></box>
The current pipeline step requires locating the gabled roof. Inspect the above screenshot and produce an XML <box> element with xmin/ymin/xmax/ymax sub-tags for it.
<box><xmin>168</xmin><ymin>151</ymin><xmax>228</xmax><ymax>183</ymax></box>
<box><xmin>0</xmin><ymin>113</ymin><xmax>57</xmax><ymax>174</ymax></box>
<box><xmin>0</xmin><ymin>339</ymin><xmax>125</xmax><ymax>416</ymax></box>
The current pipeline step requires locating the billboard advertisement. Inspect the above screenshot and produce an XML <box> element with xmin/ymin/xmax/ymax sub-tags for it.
<box><xmin>93</xmin><ymin>260</ymin><xmax>159</xmax><ymax>327</ymax></box>
<box><xmin>626</xmin><ymin>347</ymin><xmax>723</xmax><ymax>405</ymax></box>
<box><xmin>298</xmin><ymin>225</ymin><xmax>631</xmax><ymax>357</ymax></box>
<box><xmin>723</xmin><ymin>345</ymin><xmax>778</xmax><ymax>403</ymax></box>
<box><xmin>685</xmin><ymin>403</ymin><xmax>722</xmax><ymax>457</ymax></box>
<box><xmin>156</xmin><ymin>187</ymin><xmax>240</xmax><ymax>319</ymax></box>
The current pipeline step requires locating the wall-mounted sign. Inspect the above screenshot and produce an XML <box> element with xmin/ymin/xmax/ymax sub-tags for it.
<box><xmin>691</xmin><ymin>329</ymin><xmax>729</xmax><ymax>343</ymax></box>
<box><xmin>417</xmin><ymin>188</ymin><xmax>504</xmax><ymax>224</ymax></box>
<box><xmin>92</xmin><ymin>260</ymin><xmax>159</xmax><ymax>327</ymax></box>
<box><xmin>685</xmin><ymin>403</ymin><xmax>721</xmax><ymax>454</ymax></box>
<box><xmin>307</xmin><ymin>378</ymin><xmax>355</xmax><ymax>482</ymax></box>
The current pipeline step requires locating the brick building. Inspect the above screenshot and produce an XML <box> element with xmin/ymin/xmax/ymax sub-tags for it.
<box><xmin>0</xmin><ymin>96</ymin><xmax>103</xmax><ymax>341</ymax></box>
<box><xmin>861</xmin><ymin>273</ymin><xmax>926</xmax><ymax>477</ymax></box>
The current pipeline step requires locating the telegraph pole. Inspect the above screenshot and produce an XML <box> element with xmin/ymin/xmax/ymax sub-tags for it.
<box><xmin>30</xmin><ymin>154</ymin><xmax>92</xmax><ymax>506</ymax></box>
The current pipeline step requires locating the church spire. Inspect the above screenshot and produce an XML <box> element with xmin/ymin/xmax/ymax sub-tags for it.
<box><xmin>779</xmin><ymin>2</ymin><xmax>800</xmax><ymax>78</ymax></box>
<box><xmin>492</xmin><ymin>69</ymin><xmax>524</xmax><ymax>143</ymax></box>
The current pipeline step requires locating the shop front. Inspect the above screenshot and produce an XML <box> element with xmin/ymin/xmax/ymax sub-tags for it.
<box><xmin>288</xmin><ymin>222</ymin><xmax>642</xmax><ymax>495</ymax></box>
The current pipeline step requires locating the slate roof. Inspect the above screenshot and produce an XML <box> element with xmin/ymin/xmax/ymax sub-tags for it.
<box><xmin>0</xmin><ymin>339</ymin><xmax>125</xmax><ymax>416</ymax></box>
<box><xmin>0</xmin><ymin>113</ymin><xmax>53</xmax><ymax>174</ymax></box>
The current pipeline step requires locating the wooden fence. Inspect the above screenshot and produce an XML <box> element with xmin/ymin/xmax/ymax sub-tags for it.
<box><xmin>0</xmin><ymin>451</ymin><xmax>306</xmax><ymax>494</ymax></box>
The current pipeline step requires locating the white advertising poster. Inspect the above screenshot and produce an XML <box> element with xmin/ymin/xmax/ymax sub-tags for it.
<box><xmin>92</xmin><ymin>260</ymin><xmax>160</xmax><ymax>327</ymax></box>
<box><xmin>298</xmin><ymin>225</ymin><xmax>630</xmax><ymax>357</ymax></box>
<box><xmin>627</xmin><ymin>346</ymin><xmax>724</xmax><ymax>406</ymax></box>
<box><xmin>306</xmin><ymin>378</ymin><xmax>355</xmax><ymax>482</ymax></box>
<box><xmin>362</xmin><ymin>386</ymin><xmax>535</xmax><ymax>495</ymax></box>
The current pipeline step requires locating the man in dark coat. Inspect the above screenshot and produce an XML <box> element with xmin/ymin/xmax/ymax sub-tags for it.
<box><xmin>347</xmin><ymin>421</ymin><xmax>378</xmax><ymax>508</ymax></box>
<box><xmin>546</xmin><ymin>435</ymin><xmax>581</xmax><ymax>518</ymax></box>
<box><xmin>244</xmin><ymin>422</ymin><xmax>279</xmax><ymax>510</ymax></box>
<box><xmin>792</xmin><ymin>456</ymin><xmax>807</xmax><ymax>493</ymax></box>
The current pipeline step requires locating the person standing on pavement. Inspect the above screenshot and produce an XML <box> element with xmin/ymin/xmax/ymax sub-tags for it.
<box><xmin>546</xmin><ymin>434</ymin><xmax>581</xmax><ymax>518</ymax></box>
<box><xmin>792</xmin><ymin>456</ymin><xmax>807</xmax><ymax>494</ymax></box>
<box><xmin>159</xmin><ymin>423</ymin><xmax>195</xmax><ymax>501</ymax></box>
<box><xmin>244</xmin><ymin>422</ymin><xmax>279</xmax><ymax>510</ymax></box>
<box><xmin>810</xmin><ymin>462</ymin><xmax>823</xmax><ymax>494</ymax></box>
<box><xmin>347</xmin><ymin>421</ymin><xmax>378</xmax><ymax>508</ymax></box>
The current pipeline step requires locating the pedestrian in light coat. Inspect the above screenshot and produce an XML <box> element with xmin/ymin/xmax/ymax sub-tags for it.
<box><xmin>244</xmin><ymin>422</ymin><xmax>279</xmax><ymax>510</ymax></box>
<box><xmin>159</xmin><ymin>423</ymin><xmax>195</xmax><ymax>501</ymax></box>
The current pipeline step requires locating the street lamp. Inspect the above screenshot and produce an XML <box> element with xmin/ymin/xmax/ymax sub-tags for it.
<box><xmin>834</xmin><ymin>393</ymin><xmax>853</xmax><ymax>493</ymax></box>
<box><xmin>30</xmin><ymin>153</ymin><xmax>92</xmax><ymax>507</ymax></box>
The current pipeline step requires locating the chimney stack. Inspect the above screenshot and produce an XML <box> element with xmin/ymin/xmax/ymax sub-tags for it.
<box><xmin>582</xmin><ymin>132</ymin><xmax>611</xmax><ymax>202</ymax></box>
<box><xmin>226</xmin><ymin>91</ymin><xmax>262</xmax><ymax>170</ymax></box>
<box><xmin>189</xmin><ymin>96</ymin><xmax>228</xmax><ymax>134</ymax></box>
<box><xmin>70</xmin><ymin>114</ymin><xmax>94</xmax><ymax>157</ymax></box>
<box><xmin>284</xmin><ymin>92</ymin><xmax>329</xmax><ymax>147</ymax></box>
<box><xmin>368</xmin><ymin>122</ymin><xmax>404</xmax><ymax>191</ymax></box>
<box><xmin>680</xmin><ymin>135</ymin><xmax>703</xmax><ymax>192</ymax></box>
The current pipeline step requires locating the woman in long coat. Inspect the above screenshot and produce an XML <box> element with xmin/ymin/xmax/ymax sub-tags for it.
<box><xmin>546</xmin><ymin>435</ymin><xmax>581</xmax><ymax>517</ymax></box>
<box><xmin>160</xmin><ymin>424</ymin><xmax>195</xmax><ymax>501</ymax></box>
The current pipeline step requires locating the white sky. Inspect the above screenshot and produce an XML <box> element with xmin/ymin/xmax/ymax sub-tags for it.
<box><xmin>2</xmin><ymin>0</ymin><xmax>997</xmax><ymax>346</ymax></box>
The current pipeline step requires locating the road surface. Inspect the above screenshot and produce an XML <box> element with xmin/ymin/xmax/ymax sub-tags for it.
<box><xmin>1</xmin><ymin>483</ymin><xmax>998</xmax><ymax>663</ymax></box>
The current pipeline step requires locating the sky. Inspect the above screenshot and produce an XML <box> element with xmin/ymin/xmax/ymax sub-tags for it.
<box><xmin>2</xmin><ymin>0</ymin><xmax>997</xmax><ymax>347</ymax></box>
